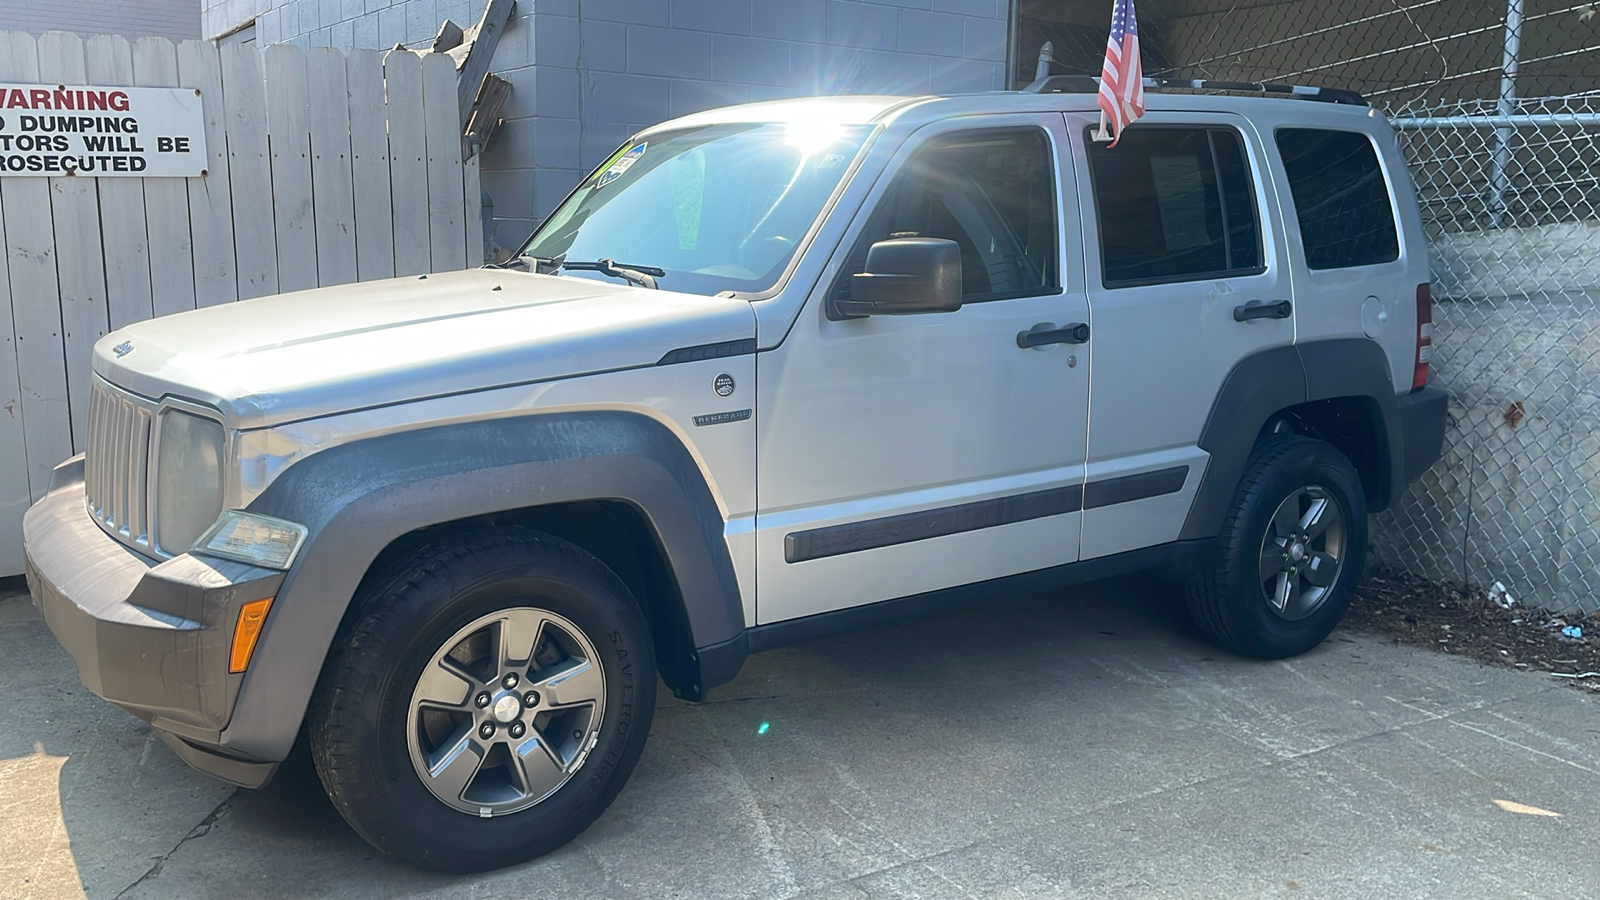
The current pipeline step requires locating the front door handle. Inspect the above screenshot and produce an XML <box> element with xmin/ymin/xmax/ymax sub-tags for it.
<box><xmin>1017</xmin><ymin>322</ymin><xmax>1089</xmax><ymax>349</ymax></box>
<box><xmin>1234</xmin><ymin>300</ymin><xmax>1292</xmax><ymax>322</ymax></box>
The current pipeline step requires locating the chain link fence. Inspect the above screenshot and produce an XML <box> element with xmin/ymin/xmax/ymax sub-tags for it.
<box><xmin>1016</xmin><ymin>2</ymin><xmax>1600</xmax><ymax>614</ymax></box>
<box><xmin>1376</xmin><ymin>94</ymin><xmax>1600</xmax><ymax>617</ymax></box>
<box><xmin>1016</xmin><ymin>1</ymin><xmax>1599</xmax><ymax>104</ymax></box>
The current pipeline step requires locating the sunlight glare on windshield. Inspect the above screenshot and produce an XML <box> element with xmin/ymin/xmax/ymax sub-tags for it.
<box><xmin>784</xmin><ymin>117</ymin><xmax>846</xmax><ymax>159</ymax></box>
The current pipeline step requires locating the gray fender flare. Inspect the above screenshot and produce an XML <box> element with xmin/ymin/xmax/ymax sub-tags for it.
<box><xmin>1298</xmin><ymin>338</ymin><xmax>1405</xmax><ymax>509</ymax></box>
<box><xmin>1180</xmin><ymin>338</ymin><xmax>1402</xmax><ymax>541</ymax></box>
<box><xmin>217</xmin><ymin>411</ymin><xmax>743</xmax><ymax>762</ymax></box>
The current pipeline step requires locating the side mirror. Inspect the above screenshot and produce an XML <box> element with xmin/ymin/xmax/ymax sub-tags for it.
<box><xmin>836</xmin><ymin>238</ymin><xmax>962</xmax><ymax>317</ymax></box>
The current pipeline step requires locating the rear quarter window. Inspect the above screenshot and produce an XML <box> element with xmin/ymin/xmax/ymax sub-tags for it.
<box><xmin>1275</xmin><ymin>128</ymin><xmax>1400</xmax><ymax>270</ymax></box>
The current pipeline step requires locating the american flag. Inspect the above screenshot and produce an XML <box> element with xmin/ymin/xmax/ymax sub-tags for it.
<box><xmin>1097</xmin><ymin>0</ymin><xmax>1145</xmax><ymax>147</ymax></box>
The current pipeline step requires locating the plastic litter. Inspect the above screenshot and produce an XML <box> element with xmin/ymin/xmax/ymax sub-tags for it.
<box><xmin>1560</xmin><ymin>625</ymin><xmax>1584</xmax><ymax>639</ymax></box>
<box><xmin>1488</xmin><ymin>581</ymin><xmax>1516</xmax><ymax>609</ymax></box>
<box><xmin>1550</xmin><ymin>671</ymin><xmax>1600</xmax><ymax>679</ymax></box>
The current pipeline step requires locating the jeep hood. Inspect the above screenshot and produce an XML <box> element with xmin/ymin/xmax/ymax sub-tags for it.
<box><xmin>92</xmin><ymin>268</ymin><xmax>756</xmax><ymax>429</ymax></box>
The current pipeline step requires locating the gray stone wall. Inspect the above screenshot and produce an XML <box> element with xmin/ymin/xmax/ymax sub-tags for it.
<box><xmin>204</xmin><ymin>0</ymin><xmax>1009</xmax><ymax>245</ymax></box>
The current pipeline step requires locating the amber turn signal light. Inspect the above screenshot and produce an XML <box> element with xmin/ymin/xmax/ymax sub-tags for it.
<box><xmin>229</xmin><ymin>598</ymin><xmax>274</xmax><ymax>673</ymax></box>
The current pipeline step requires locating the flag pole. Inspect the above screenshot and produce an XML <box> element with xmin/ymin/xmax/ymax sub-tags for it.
<box><xmin>1093</xmin><ymin>108</ymin><xmax>1112</xmax><ymax>143</ymax></box>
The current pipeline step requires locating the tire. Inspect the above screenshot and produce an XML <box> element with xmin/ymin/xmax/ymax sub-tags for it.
<box><xmin>1185</xmin><ymin>436</ymin><xmax>1367</xmax><ymax>659</ymax></box>
<box><xmin>307</xmin><ymin>530</ymin><xmax>655</xmax><ymax>873</ymax></box>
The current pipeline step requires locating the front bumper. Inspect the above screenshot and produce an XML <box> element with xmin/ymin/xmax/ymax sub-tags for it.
<box><xmin>23</xmin><ymin>456</ymin><xmax>285</xmax><ymax>787</ymax></box>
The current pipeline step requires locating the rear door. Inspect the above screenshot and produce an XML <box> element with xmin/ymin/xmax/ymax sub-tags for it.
<box><xmin>1066</xmin><ymin>111</ymin><xmax>1294</xmax><ymax>559</ymax></box>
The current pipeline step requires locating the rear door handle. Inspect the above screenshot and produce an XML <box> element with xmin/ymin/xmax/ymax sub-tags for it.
<box><xmin>1234</xmin><ymin>300</ymin><xmax>1292</xmax><ymax>322</ymax></box>
<box><xmin>1017</xmin><ymin>322</ymin><xmax>1089</xmax><ymax>349</ymax></box>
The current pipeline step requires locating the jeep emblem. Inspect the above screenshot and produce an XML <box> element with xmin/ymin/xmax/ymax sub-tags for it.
<box><xmin>713</xmin><ymin>373</ymin><xmax>735</xmax><ymax>397</ymax></box>
<box><xmin>112</xmin><ymin>341</ymin><xmax>134</xmax><ymax>358</ymax></box>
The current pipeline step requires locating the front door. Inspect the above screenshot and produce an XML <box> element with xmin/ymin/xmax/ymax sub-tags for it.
<box><xmin>754</xmin><ymin>115</ymin><xmax>1092</xmax><ymax>624</ymax></box>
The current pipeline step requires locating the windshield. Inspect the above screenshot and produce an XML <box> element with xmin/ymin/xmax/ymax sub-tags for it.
<box><xmin>519</xmin><ymin>122</ymin><xmax>875</xmax><ymax>296</ymax></box>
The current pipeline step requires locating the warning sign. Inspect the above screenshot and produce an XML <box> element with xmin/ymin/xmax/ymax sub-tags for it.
<box><xmin>0</xmin><ymin>83</ymin><xmax>207</xmax><ymax>177</ymax></box>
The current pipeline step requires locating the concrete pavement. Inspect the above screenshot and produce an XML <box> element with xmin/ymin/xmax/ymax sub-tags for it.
<box><xmin>1</xmin><ymin>574</ymin><xmax>1595</xmax><ymax>899</ymax></box>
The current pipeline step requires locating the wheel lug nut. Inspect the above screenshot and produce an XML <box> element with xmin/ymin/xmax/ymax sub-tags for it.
<box><xmin>501</xmin><ymin>673</ymin><xmax>519</xmax><ymax>690</ymax></box>
<box><xmin>572</xmin><ymin>729</ymin><xmax>583</xmax><ymax>740</ymax></box>
<box><xmin>509</xmin><ymin>722</ymin><xmax>526</xmax><ymax>739</ymax></box>
<box><xmin>474</xmin><ymin>691</ymin><xmax>491</xmax><ymax>709</ymax></box>
<box><xmin>479</xmin><ymin>722</ymin><xmax>495</xmax><ymax>740</ymax></box>
<box><xmin>523</xmin><ymin>691</ymin><xmax>540</xmax><ymax>707</ymax></box>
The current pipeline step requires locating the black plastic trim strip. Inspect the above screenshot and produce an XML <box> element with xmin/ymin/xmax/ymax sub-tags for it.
<box><xmin>785</xmin><ymin>466</ymin><xmax>1190</xmax><ymax>564</ymax></box>
<box><xmin>657</xmin><ymin>339</ymin><xmax>757</xmax><ymax>366</ymax></box>
<box><xmin>1083</xmin><ymin>465</ymin><xmax>1189</xmax><ymax>509</ymax></box>
<box><xmin>785</xmin><ymin>484</ymin><xmax>1084</xmax><ymax>564</ymax></box>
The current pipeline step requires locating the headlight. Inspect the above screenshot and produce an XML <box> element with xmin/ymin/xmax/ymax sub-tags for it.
<box><xmin>156</xmin><ymin>410</ymin><xmax>226</xmax><ymax>554</ymax></box>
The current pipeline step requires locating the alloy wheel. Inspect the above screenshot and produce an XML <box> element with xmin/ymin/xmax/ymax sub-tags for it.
<box><xmin>1257</xmin><ymin>486</ymin><xmax>1346</xmax><ymax>622</ymax></box>
<box><xmin>405</xmin><ymin>608</ymin><xmax>605</xmax><ymax>817</ymax></box>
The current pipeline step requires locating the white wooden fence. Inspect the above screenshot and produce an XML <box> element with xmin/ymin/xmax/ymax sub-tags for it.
<box><xmin>0</xmin><ymin>31</ymin><xmax>484</xmax><ymax>575</ymax></box>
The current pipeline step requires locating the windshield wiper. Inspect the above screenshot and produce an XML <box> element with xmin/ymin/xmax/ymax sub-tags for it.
<box><xmin>492</xmin><ymin>253</ymin><xmax>565</xmax><ymax>274</ymax></box>
<box><xmin>561</xmin><ymin>258</ymin><xmax>664</xmax><ymax>290</ymax></box>
<box><xmin>495</xmin><ymin>254</ymin><xmax>664</xmax><ymax>289</ymax></box>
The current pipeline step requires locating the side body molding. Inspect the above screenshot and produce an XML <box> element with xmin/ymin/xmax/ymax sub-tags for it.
<box><xmin>1181</xmin><ymin>338</ymin><xmax>1404</xmax><ymax>541</ymax></box>
<box><xmin>223</xmin><ymin>411</ymin><xmax>744</xmax><ymax>762</ymax></box>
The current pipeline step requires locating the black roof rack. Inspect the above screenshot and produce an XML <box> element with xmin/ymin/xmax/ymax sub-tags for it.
<box><xmin>1022</xmin><ymin>75</ymin><xmax>1366</xmax><ymax>107</ymax></box>
<box><xmin>1022</xmin><ymin>75</ymin><xmax>1100</xmax><ymax>94</ymax></box>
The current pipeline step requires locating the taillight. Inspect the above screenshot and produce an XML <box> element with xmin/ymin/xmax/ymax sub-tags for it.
<box><xmin>1412</xmin><ymin>283</ymin><xmax>1433</xmax><ymax>391</ymax></box>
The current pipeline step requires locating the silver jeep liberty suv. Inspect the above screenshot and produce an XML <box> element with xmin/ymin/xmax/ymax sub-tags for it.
<box><xmin>25</xmin><ymin>79</ymin><xmax>1447</xmax><ymax>872</ymax></box>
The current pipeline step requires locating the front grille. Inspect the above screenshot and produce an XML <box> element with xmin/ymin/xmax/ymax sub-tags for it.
<box><xmin>84</xmin><ymin>378</ymin><xmax>155</xmax><ymax>551</ymax></box>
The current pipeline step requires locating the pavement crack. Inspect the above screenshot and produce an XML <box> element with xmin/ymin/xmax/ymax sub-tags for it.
<box><xmin>111</xmin><ymin>788</ymin><xmax>238</xmax><ymax>899</ymax></box>
<box><xmin>695</xmin><ymin>693</ymin><xmax>785</xmax><ymax>706</ymax></box>
<box><xmin>1385</xmin><ymin>695</ymin><xmax>1600</xmax><ymax>776</ymax></box>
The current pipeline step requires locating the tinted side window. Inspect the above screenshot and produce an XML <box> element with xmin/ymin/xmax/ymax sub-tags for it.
<box><xmin>837</xmin><ymin>129</ymin><xmax>1057</xmax><ymax>303</ymax></box>
<box><xmin>1087</xmin><ymin>128</ymin><xmax>1263</xmax><ymax>286</ymax></box>
<box><xmin>1275</xmin><ymin>128</ymin><xmax>1399</xmax><ymax>270</ymax></box>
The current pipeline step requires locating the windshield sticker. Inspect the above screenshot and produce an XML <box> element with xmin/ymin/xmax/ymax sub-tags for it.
<box><xmin>596</xmin><ymin>142</ymin><xmax>647</xmax><ymax>188</ymax></box>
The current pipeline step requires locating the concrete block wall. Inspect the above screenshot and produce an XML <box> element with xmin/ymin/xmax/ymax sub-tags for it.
<box><xmin>222</xmin><ymin>0</ymin><xmax>486</xmax><ymax>51</ymax></box>
<box><xmin>1</xmin><ymin>0</ymin><xmax>201</xmax><ymax>40</ymax></box>
<box><xmin>204</xmin><ymin>0</ymin><xmax>1010</xmax><ymax>246</ymax></box>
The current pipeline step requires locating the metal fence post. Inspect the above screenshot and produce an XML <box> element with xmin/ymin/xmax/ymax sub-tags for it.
<box><xmin>1490</xmin><ymin>0</ymin><xmax>1523</xmax><ymax>227</ymax></box>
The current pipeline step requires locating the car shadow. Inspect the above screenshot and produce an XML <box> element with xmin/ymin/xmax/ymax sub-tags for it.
<box><xmin>8</xmin><ymin>571</ymin><xmax>1216</xmax><ymax>896</ymax></box>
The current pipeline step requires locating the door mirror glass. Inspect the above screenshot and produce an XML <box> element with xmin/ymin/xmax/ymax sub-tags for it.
<box><xmin>838</xmin><ymin>238</ymin><xmax>963</xmax><ymax>316</ymax></box>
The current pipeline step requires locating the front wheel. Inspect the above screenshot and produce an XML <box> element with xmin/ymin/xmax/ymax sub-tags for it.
<box><xmin>308</xmin><ymin>531</ymin><xmax>655</xmax><ymax>873</ymax></box>
<box><xmin>1186</xmin><ymin>436</ymin><xmax>1367</xmax><ymax>659</ymax></box>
